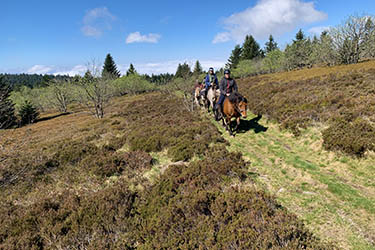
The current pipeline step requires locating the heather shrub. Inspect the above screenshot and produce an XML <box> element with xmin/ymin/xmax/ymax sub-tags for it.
<box><xmin>133</xmin><ymin>148</ymin><xmax>327</xmax><ymax>249</ymax></box>
<box><xmin>0</xmin><ymin>92</ymin><xmax>330</xmax><ymax>249</ymax></box>
<box><xmin>239</xmin><ymin>68</ymin><xmax>375</xmax><ymax>156</ymax></box>
<box><xmin>0</xmin><ymin>182</ymin><xmax>137</xmax><ymax>249</ymax></box>
<box><xmin>322</xmin><ymin>118</ymin><xmax>375</xmax><ymax>157</ymax></box>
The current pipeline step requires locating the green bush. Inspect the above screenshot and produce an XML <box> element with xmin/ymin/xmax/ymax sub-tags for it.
<box><xmin>112</xmin><ymin>74</ymin><xmax>155</xmax><ymax>96</ymax></box>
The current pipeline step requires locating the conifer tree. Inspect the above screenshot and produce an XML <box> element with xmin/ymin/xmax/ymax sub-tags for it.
<box><xmin>0</xmin><ymin>76</ymin><xmax>17</xmax><ymax>129</ymax></box>
<box><xmin>295</xmin><ymin>29</ymin><xmax>305</xmax><ymax>42</ymax></box>
<box><xmin>102</xmin><ymin>53</ymin><xmax>121</xmax><ymax>78</ymax></box>
<box><xmin>175</xmin><ymin>63</ymin><xmax>191</xmax><ymax>79</ymax></box>
<box><xmin>126</xmin><ymin>63</ymin><xmax>137</xmax><ymax>76</ymax></box>
<box><xmin>193</xmin><ymin>60</ymin><xmax>203</xmax><ymax>75</ymax></box>
<box><xmin>241</xmin><ymin>35</ymin><xmax>262</xmax><ymax>60</ymax></box>
<box><xmin>226</xmin><ymin>45</ymin><xmax>242</xmax><ymax>69</ymax></box>
<box><xmin>19</xmin><ymin>100</ymin><xmax>39</xmax><ymax>126</ymax></box>
<box><xmin>265</xmin><ymin>35</ymin><xmax>278</xmax><ymax>54</ymax></box>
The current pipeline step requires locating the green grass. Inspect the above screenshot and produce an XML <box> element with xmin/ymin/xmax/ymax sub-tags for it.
<box><xmin>211</xmin><ymin>112</ymin><xmax>375</xmax><ymax>250</ymax></box>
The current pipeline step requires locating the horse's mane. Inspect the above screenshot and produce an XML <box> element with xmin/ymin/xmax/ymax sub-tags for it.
<box><xmin>228</xmin><ymin>92</ymin><xmax>247</xmax><ymax>104</ymax></box>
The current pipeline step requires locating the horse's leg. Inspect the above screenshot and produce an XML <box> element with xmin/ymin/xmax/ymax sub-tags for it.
<box><xmin>227</xmin><ymin>117</ymin><xmax>233</xmax><ymax>135</ymax></box>
<box><xmin>235</xmin><ymin>117</ymin><xmax>240</xmax><ymax>131</ymax></box>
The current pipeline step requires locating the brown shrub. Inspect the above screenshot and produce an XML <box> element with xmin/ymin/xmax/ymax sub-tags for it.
<box><xmin>239</xmin><ymin>68</ymin><xmax>375</xmax><ymax>156</ymax></box>
<box><xmin>322</xmin><ymin>118</ymin><xmax>375</xmax><ymax>157</ymax></box>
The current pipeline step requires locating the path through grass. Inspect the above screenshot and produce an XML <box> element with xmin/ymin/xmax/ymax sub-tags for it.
<box><xmin>210</xmin><ymin>113</ymin><xmax>375</xmax><ymax>250</ymax></box>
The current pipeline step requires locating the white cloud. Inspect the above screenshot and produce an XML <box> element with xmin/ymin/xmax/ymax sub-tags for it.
<box><xmin>23</xmin><ymin>65</ymin><xmax>87</xmax><ymax>76</ymax></box>
<box><xmin>81</xmin><ymin>7</ymin><xmax>116</xmax><ymax>37</ymax></box>
<box><xmin>19</xmin><ymin>60</ymin><xmax>225</xmax><ymax>77</ymax></box>
<box><xmin>121</xmin><ymin>59</ymin><xmax>226</xmax><ymax>75</ymax></box>
<box><xmin>308</xmin><ymin>26</ymin><xmax>330</xmax><ymax>36</ymax></box>
<box><xmin>27</xmin><ymin>65</ymin><xmax>53</xmax><ymax>74</ymax></box>
<box><xmin>213</xmin><ymin>0</ymin><xmax>328</xmax><ymax>43</ymax></box>
<box><xmin>126</xmin><ymin>32</ymin><xmax>161</xmax><ymax>44</ymax></box>
<box><xmin>53</xmin><ymin>65</ymin><xmax>87</xmax><ymax>76</ymax></box>
<box><xmin>213</xmin><ymin>32</ymin><xmax>231</xmax><ymax>44</ymax></box>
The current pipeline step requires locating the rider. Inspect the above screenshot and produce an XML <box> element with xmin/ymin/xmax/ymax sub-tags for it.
<box><xmin>203</xmin><ymin>67</ymin><xmax>218</xmax><ymax>98</ymax></box>
<box><xmin>215</xmin><ymin>69</ymin><xmax>238</xmax><ymax>119</ymax></box>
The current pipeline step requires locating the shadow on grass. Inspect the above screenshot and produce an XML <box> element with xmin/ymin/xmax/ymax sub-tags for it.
<box><xmin>36</xmin><ymin>112</ymin><xmax>71</xmax><ymax>123</ymax></box>
<box><xmin>237</xmin><ymin>115</ymin><xmax>268</xmax><ymax>134</ymax></box>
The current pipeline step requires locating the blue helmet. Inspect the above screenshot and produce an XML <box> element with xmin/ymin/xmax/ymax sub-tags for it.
<box><xmin>224</xmin><ymin>69</ymin><xmax>230</xmax><ymax>74</ymax></box>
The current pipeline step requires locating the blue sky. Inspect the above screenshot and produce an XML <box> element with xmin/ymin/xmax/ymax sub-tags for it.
<box><xmin>1</xmin><ymin>0</ymin><xmax>374</xmax><ymax>75</ymax></box>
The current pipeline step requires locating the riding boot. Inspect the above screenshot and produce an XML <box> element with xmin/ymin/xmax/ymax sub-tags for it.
<box><xmin>216</xmin><ymin>104</ymin><xmax>223</xmax><ymax>121</ymax></box>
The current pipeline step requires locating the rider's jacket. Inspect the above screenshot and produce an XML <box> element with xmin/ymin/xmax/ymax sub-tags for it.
<box><xmin>205</xmin><ymin>73</ymin><xmax>218</xmax><ymax>87</ymax></box>
<box><xmin>219</xmin><ymin>77</ymin><xmax>238</xmax><ymax>95</ymax></box>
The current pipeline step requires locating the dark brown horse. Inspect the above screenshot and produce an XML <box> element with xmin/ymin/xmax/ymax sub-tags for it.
<box><xmin>222</xmin><ymin>93</ymin><xmax>248</xmax><ymax>136</ymax></box>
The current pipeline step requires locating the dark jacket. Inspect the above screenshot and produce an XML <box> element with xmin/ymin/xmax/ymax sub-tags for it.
<box><xmin>219</xmin><ymin>77</ymin><xmax>238</xmax><ymax>95</ymax></box>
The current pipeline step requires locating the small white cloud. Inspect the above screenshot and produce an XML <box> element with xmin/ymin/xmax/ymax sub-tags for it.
<box><xmin>81</xmin><ymin>7</ymin><xmax>116</xmax><ymax>37</ymax></box>
<box><xmin>53</xmin><ymin>65</ymin><xmax>87</xmax><ymax>76</ymax></box>
<box><xmin>121</xmin><ymin>59</ymin><xmax>226</xmax><ymax>75</ymax></box>
<box><xmin>213</xmin><ymin>32</ymin><xmax>231</xmax><ymax>44</ymax></box>
<box><xmin>24</xmin><ymin>65</ymin><xmax>88</xmax><ymax>76</ymax></box>
<box><xmin>308</xmin><ymin>26</ymin><xmax>330</xmax><ymax>36</ymax></box>
<box><xmin>27</xmin><ymin>65</ymin><xmax>53</xmax><ymax>75</ymax></box>
<box><xmin>126</xmin><ymin>32</ymin><xmax>161</xmax><ymax>44</ymax></box>
<box><xmin>213</xmin><ymin>0</ymin><xmax>328</xmax><ymax>43</ymax></box>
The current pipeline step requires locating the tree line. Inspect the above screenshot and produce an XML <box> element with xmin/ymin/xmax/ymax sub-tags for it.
<box><xmin>226</xmin><ymin>14</ymin><xmax>375</xmax><ymax>78</ymax></box>
<box><xmin>0</xmin><ymin>74</ymin><xmax>73</xmax><ymax>90</ymax></box>
<box><xmin>2</xmin><ymin>14</ymin><xmax>374</xmax><ymax>128</ymax></box>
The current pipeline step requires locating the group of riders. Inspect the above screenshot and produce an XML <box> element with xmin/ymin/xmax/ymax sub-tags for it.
<box><xmin>194</xmin><ymin>66</ymin><xmax>248</xmax><ymax>135</ymax></box>
<box><xmin>195</xmin><ymin>67</ymin><xmax>239</xmax><ymax>120</ymax></box>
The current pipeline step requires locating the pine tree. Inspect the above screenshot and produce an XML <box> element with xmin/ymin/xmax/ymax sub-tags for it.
<box><xmin>265</xmin><ymin>35</ymin><xmax>278</xmax><ymax>54</ymax></box>
<box><xmin>226</xmin><ymin>45</ymin><xmax>242</xmax><ymax>69</ymax></box>
<box><xmin>19</xmin><ymin>100</ymin><xmax>39</xmax><ymax>126</ymax></box>
<box><xmin>193</xmin><ymin>60</ymin><xmax>203</xmax><ymax>75</ymax></box>
<box><xmin>0</xmin><ymin>76</ymin><xmax>17</xmax><ymax>129</ymax></box>
<box><xmin>295</xmin><ymin>29</ymin><xmax>305</xmax><ymax>42</ymax></box>
<box><xmin>126</xmin><ymin>63</ymin><xmax>137</xmax><ymax>76</ymax></box>
<box><xmin>102</xmin><ymin>53</ymin><xmax>121</xmax><ymax>78</ymax></box>
<box><xmin>175</xmin><ymin>63</ymin><xmax>191</xmax><ymax>79</ymax></box>
<box><xmin>241</xmin><ymin>35</ymin><xmax>262</xmax><ymax>60</ymax></box>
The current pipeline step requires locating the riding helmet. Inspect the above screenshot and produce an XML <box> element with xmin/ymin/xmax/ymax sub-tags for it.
<box><xmin>224</xmin><ymin>69</ymin><xmax>230</xmax><ymax>74</ymax></box>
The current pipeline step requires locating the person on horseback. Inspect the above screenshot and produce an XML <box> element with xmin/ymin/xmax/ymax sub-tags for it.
<box><xmin>203</xmin><ymin>67</ymin><xmax>218</xmax><ymax>98</ymax></box>
<box><xmin>215</xmin><ymin>69</ymin><xmax>238</xmax><ymax>119</ymax></box>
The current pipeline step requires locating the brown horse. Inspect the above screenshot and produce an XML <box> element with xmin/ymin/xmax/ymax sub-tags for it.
<box><xmin>222</xmin><ymin>93</ymin><xmax>248</xmax><ymax>136</ymax></box>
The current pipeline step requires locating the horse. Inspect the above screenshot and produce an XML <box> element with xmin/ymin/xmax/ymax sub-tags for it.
<box><xmin>205</xmin><ymin>84</ymin><xmax>220</xmax><ymax>113</ymax></box>
<box><xmin>192</xmin><ymin>81</ymin><xmax>205</xmax><ymax>109</ymax></box>
<box><xmin>221</xmin><ymin>92</ymin><xmax>248</xmax><ymax>136</ymax></box>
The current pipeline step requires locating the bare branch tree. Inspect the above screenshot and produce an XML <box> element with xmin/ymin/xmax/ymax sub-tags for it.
<box><xmin>330</xmin><ymin>15</ymin><xmax>375</xmax><ymax>64</ymax></box>
<box><xmin>75</xmin><ymin>60</ymin><xmax>115</xmax><ymax>118</ymax></box>
<box><xmin>47</xmin><ymin>79</ymin><xmax>74</xmax><ymax>113</ymax></box>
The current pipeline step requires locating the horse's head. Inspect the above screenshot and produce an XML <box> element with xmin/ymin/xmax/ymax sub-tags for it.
<box><xmin>237</xmin><ymin>97</ymin><xmax>248</xmax><ymax>118</ymax></box>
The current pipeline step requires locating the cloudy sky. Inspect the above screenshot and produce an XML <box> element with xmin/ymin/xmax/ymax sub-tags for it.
<box><xmin>1</xmin><ymin>0</ymin><xmax>374</xmax><ymax>75</ymax></box>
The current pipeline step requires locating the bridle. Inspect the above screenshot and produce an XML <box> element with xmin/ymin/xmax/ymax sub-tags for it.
<box><xmin>234</xmin><ymin>102</ymin><xmax>247</xmax><ymax>117</ymax></box>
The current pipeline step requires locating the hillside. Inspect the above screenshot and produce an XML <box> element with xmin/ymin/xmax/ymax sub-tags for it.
<box><xmin>1</xmin><ymin>61</ymin><xmax>375</xmax><ymax>249</ymax></box>
<box><xmin>227</xmin><ymin>60</ymin><xmax>375</xmax><ymax>249</ymax></box>
<box><xmin>0</xmin><ymin>93</ymin><xmax>327</xmax><ymax>249</ymax></box>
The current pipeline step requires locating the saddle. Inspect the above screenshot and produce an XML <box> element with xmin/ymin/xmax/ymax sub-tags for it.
<box><xmin>228</xmin><ymin>92</ymin><xmax>247</xmax><ymax>104</ymax></box>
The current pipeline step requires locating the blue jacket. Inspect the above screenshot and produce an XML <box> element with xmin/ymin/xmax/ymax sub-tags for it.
<box><xmin>205</xmin><ymin>73</ymin><xmax>218</xmax><ymax>87</ymax></box>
